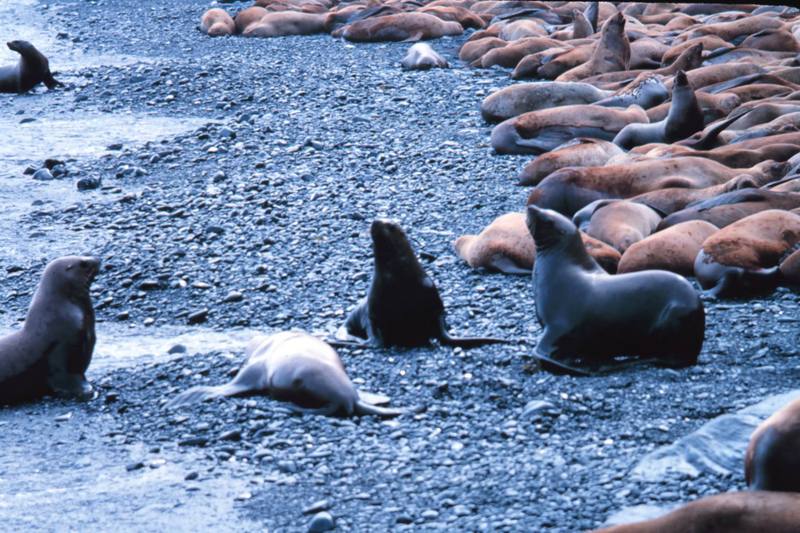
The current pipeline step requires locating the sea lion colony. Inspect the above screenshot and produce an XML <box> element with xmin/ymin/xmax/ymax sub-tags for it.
<box><xmin>4</xmin><ymin>0</ymin><xmax>800</xmax><ymax>530</ymax></box>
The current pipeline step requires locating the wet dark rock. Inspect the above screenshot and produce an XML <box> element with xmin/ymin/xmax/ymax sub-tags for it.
<box><xmin>307</xmin><ymin>511</ymin><xmax>335</xmax><ymax>533</ymax></box>
<box><xmin>32</xmin><ymin>168</ymin><xmax>54</xmax><ymax>181</ymax></box>
<box><xmin>187</xmin><ymin>309</ymin><xmax>209</xmax><ymax>325</ymax></box>
<box><xmin>77</xmin><ymin>176</ymin><xmax>102</xmax><ymax>191</ymax></box>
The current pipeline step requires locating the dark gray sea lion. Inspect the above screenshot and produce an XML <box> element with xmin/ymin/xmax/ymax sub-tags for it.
<box><xmin>0</xmin><ymin>256</ymin><xmax>100</xmax><ymax>404</ymax></box>
<box><xmin>613</xmin><ymin>71</ymin><xmax>703</xmax><ymax>149</ymax></box>
<box><xmin>0</xmin><ymin>40</ymin><xmax>62</xmax><ymax>94</ymax></box>
<box><xmin>167</xmin><ymin>332</ymin><xmax>403</xmax><ymax>417</ymax></box>
<box><xmin>746</xmin><ymin>396</ymin><xmax>800</xmax><ymax>493</ymax></box>
<box><xmin>526</xmin><ymin>206</ymin><xmax>704</xmax><ymax>375</ymax></box>
<box><xmin>342</xmin><ymin>219</ymin><xmax>506</xmax><ymax>348</ymax></box>
<box><xmin>593</xmin><ymin>74</ymin><xmax>669</xmax><ymax>109</ymax></box>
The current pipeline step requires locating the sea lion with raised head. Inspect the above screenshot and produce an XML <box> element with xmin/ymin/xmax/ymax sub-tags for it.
<box><xmin>453</xmin><ymin>212</ymin><xmax>621</xmax><ymax>275</ymax></box>
<box><xmin>745</xmin><ymin>396</ymin><xmax>800</xmax><ymax>493</ymax></box>
<box><xmin>694</xmin><ymin>209</ymin><xmax>800</xmax><ymax>297</ymax></box>
<box><xmin>617</xmin><ymin>220</ymin><xmax>719</xmax><ymax>276</ymax></box>
<box><xmin>591</xmin><ymin>492</ymin><xmax>800</xmax><ymax>533</ymax></box>
<box><xmin>401</xmin><ymin>42</ymin><xmax>448</xmax><ymax>70</ymax></box>
<box><xmin>0</xmin><ymin>40</ymin><xmax>62</xmax><ymax>93</ymax></box>
<box><xmin>491</xmin><ymin>104</ymin><xmax>648</xmax><ymax>155</ymax></box>
<box><xmin>0</xmin><ymin>256</ymin><xmax>100</xmax><ymax>404</ymax></box>
<box><xmin>167</xmin><ymin>331</ymin><xmax>403</xmax><ymax>417</ymax></box>
<box><xmin>526</xmin><ymin>205</ymin><xmax>704</xmax><ymax>375</ymax></box>
<box><xmin>613</xmin><ymin>71</ymin><xmax>703</xmax><ymax>149</ymax></box>
<box><xmin>556</xmin><ymin>12</ymin><xmax>630</xmax><ymax>82</ymax></box>
<box><xmin>343</xmin><ymin>219</ymin><xmax>506</xmax><ymax>348</ymax></box>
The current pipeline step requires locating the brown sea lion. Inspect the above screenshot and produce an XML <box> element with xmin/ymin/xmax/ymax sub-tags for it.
<box><xmin>0</xmin><ymin>40</ymin><xmax>62</xmax><ymax>93</ymax></box>
<box><xmin>200</xmin><ymin>8</ymin><xmax>236</xmax><ymax>36</ymax></box>
<box><xmin>510</xmin><ymin>46</ymin><xmax>572</xmax><ymax>79</ymax></box>
<box><xmin>745</xmin><ymin>397</ymin><xmax>800</xmax><ymax>493</ymax></box>
<box><xmin>342</xmin><ymin>220</ymin><xmax>506</xmax><ymax>348</ymax></box>
<box><xmin>458</xmin><ymin>37</ymin><xmax>507</xmax><ymax>63</ymax></box>
<box><xmin>243</xmin><ymin>12</ymin><xmax>327</xmax><ymax>37</ymax></box>
<box><xmin>477</xmin><ymin>37</ymin><xmax>563</xmax><ymax>68</ymax></box>
<box><xmin>0</xmin><ymin>256</ymin><xmax>100</xmax><ymax>404</ymax></box>
<box><xmin>618</xmin><ymin>220</ymin><xmax>719</xmax><ymax>276</ymax></box>
<box><xmin>526</xmin><ymin>205</ymin><xmax>704</xmax><ymax>375</ymax></box>
<box><xmin>453</xmin><ymin>212</ymin><xmax>621</xmax><ymax>274</ymax></box>
<box><xmin>613</xmin><ymin>71</ymin><xmax>703</xmax><ymax>149</ymax></box>
<box><xmin>233</xmin><ymin>6</ymin><xmax>267</xmax><ymax>34</ymax></box>
<box><xmin>645</xmin><ymin>91</ymin><xmax>740</xmax><ymax>124</ymax></box>
<box><xmin>581</xmin><ymin>43</ymin><xmax>703</xmax><ymax>87</ymax></box>
<box><xmin>480</xmin><ymin>81</ymin><xmax>609</xmax><ymax>123</ymax></box>
<box><xmin>419</xmin><ymin>5</ymin><xmax>485</xmax><ymax>29</ymax></box>
<box><xmin>592</xmin><ymin>492</ymin><xmax>800</xmax><ymax>533</ymax></box>
<box><xmin>341</xmin><ymin>13</ymin><xmax>463</xmax><ymax>42</ymax></box>
<box><xmin>498</xmin><ymin>19</ymin><xmax>548</xmax><ymax>40</ymax></box>
<box><xmin>780</xmin><ymin>247</ymin><xmax>800</xmax><ymax>283</ymax></box>
<box><xmin>166</xmin><ymin>332</ymin><xmax>403</xmax><ymax>417</ymax></box>
<box><xmin>725</xmin><ymin>84</ymin><xmax>793</xmax><ymax>103</ymax></box>
<box><xmin>573</xmin><ymin>199</ymin><xmax>662</xmax><ymax>253</ymax></box>
<box><xmin>659</xmin><ymin>189</ymin><xmax>800</xmax><ymax>230</ymax></box>
<box><xmin>668</xmin><ymin>62</ymin><xmax>765</xmax><ymax>91</ymax></box>
<box><xmin>627</xmin><ymin>37</ymin><xmax>669</xmax><ymax>70</ymax></box>
<box><xmin>678</xmin><ymin>14</ymin><xmax>785</xmax><ymax>43</ymax></box>
<box><xmin>694</xmin><ymin>209</ymin><xmax>800</xmax><ymax>296</ymax></box>
<box><xmin>534</xmin><ymin>44</ymin><xmax>594</xmax><ymax>80</ymax></box>
<box><xmin>518</xmin><ymin>138</ymin><xmax>624</xmax><ymax>186</ymax></box>
<box><xmin>556</xmin><ymin>12</ymin><xmax>630</xmax><ymax>82</ymax></box>
<box><xmin>660</xmin><ymin>35</ymin><xmax>732</xmax><ymax>66</ymax></box>
<box><xmin>401</xmin><ymin>43</ymin><xmax>448</xmax><ymax>70</ymax></box>
<box><xmin>727</xmin><ymin>103</ymin><xmax>800</xmax><ymax>130</ymax></box>
<box><xmin>491</xmin><ymin>104</ymin><xmax>648</xmax><ymax>155</ymax></box>
<box><xmin>636</xmin><ymin>143</ymin><xmax>800</xmax><ymax>170</ymax></box>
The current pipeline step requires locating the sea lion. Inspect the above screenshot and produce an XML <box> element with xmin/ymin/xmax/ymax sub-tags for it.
<box><xmin>593</xmin><ymin>74</ymin><xmax>669</xmax><ymax>109</ymax></box>
<box><xmin>518</xmin><ymin>138</ymin><xmax>624</xmax><ymax>186</ymax></box>
<box><xmin>242</xmin><ymin>12</ymin><xmax>327</xmax><ymax>37</ymax></box>
<box><xmin>401</xmin><ymin>43</ymin><xmax>448</xmax><ymax>70</ymax></box>
<box><xmin>745</xmin><ymin>397</ymin><xmax>800</xmax><ymax>493</ymax></box>
<box><xmin>646</xmin><ymin>91</ymin><xmax>740</xmax><ymax>125</ymax></box>
<box><xmin>660</xmin><ymin>35</ymin><xmax>733</xmax><ymax>66</ymax></box>
<box><xmin>527</xmin><ymin>158</ymin><xmax>778</xmax><ymax>217</ymax></box>
<box><xmin>0</xmin><ymin>40</ymin><xmax>62</xmax><ymax>93</ymax></box>
<box><xmin>617</xmin><ymin>220</ymin><xmax>719</xmax><ymax>276</ymax></box>
<box><xmin>476</xmin><ymin>37</ymin><xmax>564</xmax><ymax>68</ymax></box>
<box><xmin>582</xmin><ymin>43</ymin><xmax>703</xmax><ymax>88</ymax></box>
<box><xmin>0</xmin><ymin>256</ymin><xmax>100</xmax><ymax>404</ymax></box>
<box><xmin>573</xmin><ymin>199</ymin><xmax>662</xmax><ymax>253</ymax></box>
<box><xmin>534</xmin><ymin>44</ymin><xmax>594</xmax><ymax>80</ymax></box>
<box><xmin>780</xmin><ymin>247</ymin><xmax>800</xmax><ymax>283</ymax></box>
<box><xmin>491</xmin><ymin>104</ymin><xmax>648</xmax><ymax>155</ymax></box>
<box><xmin>497</xmin><ymin>19</ymin><xmax>547</xmax><ymax>41</ymax></box>
<box><xmin>613</xmin><ymin>71</ymin><xmax>703</xmax><ymax>149</ymax></box>
<box><xmin>458</xmin><ymin>37</ymin><xmax>507</xmax><ymax>63</ymax></box>
<box><xmin>678</xmin><ymin>14</ymin><xmax>784</xmax><ymax>43</ymax></box>
<box><xmin>694</xmin><ymin>209</ymin><xmax>800</xmax><ymax>296</ymax></box>
<box><xmin>591</xmin><ymin>492</ymin><xmax>800</xmax><ymax>533</ymax></box>
<box><xmin>341</xmin><ymin>13</ymin><xmax>463</xmax><ymax>42</ymax></box>
<box><xmin>480</xmin><ymin>81</ymin><xmax>609</xmax><ymax>123</ymax></box>
<box><xmin>660</xmin><ymin>188</ymin><xmax>800</xmax><ymax>230</ymax></box>
<box><xmin>166</xmin><ymin>332</ymin><xmax>402</xmax><ymax>417</ymax></box>
<box><xmin>233</xmin><ymin>6</ymin><xmax>267</xmax><ymax>34</ymax></box>
<box><xmin>343</xmin><ymin>220</ymin><xmax>506</xmax><ymax>348</ymax></box>
<box><xmin>418</xmin><ymin>5</ymin><xmax>486</xmax><ymax>29</ymax></box>
<box><xmin>556</xmin><ymin>12</ymin><xmax>630</xmax><ymax>82</ymax></box>
<box><xmin>526</xmin><ymin>205</ymin><xmax>704</xmax><ymax>375</ymax></box>
<box><xmin>453</xmin><ymin>212</ymin><xmax>621</xmax><ymax>275</ymax></box>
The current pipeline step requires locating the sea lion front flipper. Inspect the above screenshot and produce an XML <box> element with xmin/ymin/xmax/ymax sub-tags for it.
<box><xmin>354</xmin><ymin>400</ymin><xmax>405</xmax><ymax>418</ymax></box>
<box><xmin>402</xmin><ymin>31</ymin><xmax>424</xmax><ymax>42</ymax></box>
<box><xmin>166</xmin><ymin>382</ymin><xmax>251</xmax><ymax>409</ymax></box>
<box><xmin>48</xmin><ymin>373</ymin><xmax>94</xmax><ymax>400</ymax></box>
<box><xmin>285</xmin><ymin>403</ymin><xmax>339</xmax><ymax>417</ymax></box>
<box><xmin>357</xmin><ymin>390</ymin><xmax>391</xmax><ymax>405</ymax></box>
<box><xmin>532</xmin><ymin>351</ymin><xmax>593</xmax><ymax>376</ymax></box>
<box><xmin>437</xmin><ymin>318</ymin><xmax>509</xmax><ymax>348</ymax></box>
<box><xmin>44</xmin><ymin>73</ymin><xmax>63</xmax><ymax>89</ymax></box>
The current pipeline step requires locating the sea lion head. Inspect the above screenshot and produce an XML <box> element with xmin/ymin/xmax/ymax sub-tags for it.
<box><xmin>41</xmin><ymin>255</ymin><xmax>101</xmax><ymax>297</ymax></box>
<box><xmin>6</xmin><ymin>40</ymin><xmax>34</xmax><ymax>54</ymax></box>
<box><xmin>370</xmin><ymin>219</ymin><xmax>419</xmax><ymax>273</ymax></box>
<box><xmin>526</xmin><ymin>205</ymin><xmax>579</xmax><ymax>252</ymax></box>
<box><xmin>674</xmin><ymin>70</ymin><xmax>690</xmax><ymax>89</ymax></box>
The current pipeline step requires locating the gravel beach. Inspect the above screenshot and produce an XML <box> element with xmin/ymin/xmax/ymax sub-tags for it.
<box><xmin>0</xmin><ymin>1</ymin><xmax>799</xmax><ymax>531</ymax></box>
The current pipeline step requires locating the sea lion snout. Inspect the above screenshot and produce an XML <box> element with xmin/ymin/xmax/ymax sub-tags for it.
<box><xmin>675</xmin><ymin>69</ymin><xmax>688</xmax><ymax>86</ymax></box>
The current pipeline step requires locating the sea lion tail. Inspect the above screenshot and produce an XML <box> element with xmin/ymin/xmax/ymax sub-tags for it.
<box><xmin>166</xmin><ymin>383</ymin><xmax>246</xmax><ymax>409</ymax></box>
<box><xmin>354</xmin><ymin>400</ymin><xmax>405</xmax><ymax>417</ymax></box>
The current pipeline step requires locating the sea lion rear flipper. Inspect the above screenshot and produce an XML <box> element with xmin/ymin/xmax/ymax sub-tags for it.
<box><xmin>286</xmin><ymin>403</ymin><xmax>339</xmax><ymax>416</ymax></box>
<box><xmin>402</xmin><ymin>31</ymin><xmax>424</xmax><ymax>42</ymax></box>
<box><xmin>487</xmin><ymin>255</ymin><xmax>532</xmax><ymax>275</ymax></box>
<box><xmin>44</xmin><ymin>72</ymin><xmax>63</xmax><ymax>90</ymax></box>
<box><xmin>355</xmin><ymin>400</ymin><xmax>405</xmax><ymax>418</ymax></box>
<box><xmin>682</xmin><ymin>107</ymin><xmax>753</xmax><ymax>150</ymax></box>
<box><xmin>357</xmin><ymin>390</ymin><xmax>391</xmax><ymax>405</ymax></box>
<box><xmin>166</xmin><ymin>383</ymin><xmax>249</xmax><ymax>409</ymax></box>
<box><xmin>532</xmin><ymin>352</ymin><xmax>593</xmax><ymax>376</ymax></box>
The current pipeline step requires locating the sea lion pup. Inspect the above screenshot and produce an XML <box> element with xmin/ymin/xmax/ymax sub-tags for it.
<box><xmin>659</xmin><ymin>189</ymin><xmax>800</xmax><ymax>231</ymax></box>
<box><xmin>341</xmin><ymin>13</ymin><xmax>463</xmax><ymax>42</ymax></box>
<box><xmin>593</xmin><ymin>74</ymin><xmax>669</xmax><ymax>110</ymax></box>
<box><xmin>242</xmin><ymin>12</ymin><xmax>327</xmax><ymax>37</ymax></box>
<box><xmin>490</xmin><ymin>104</ymin><xmax>648</xmax><ymax>155</ymax></box>
<box><xmin>518</xmin><ymin>138</ymin><xmax>623</xmax><ymax>187</ymax></box>
<box><xmin>617</xmin><ymin>221</ymin><xmax>719</xmax><ymax>276</ymax></box>
<box><xmin>591</xmin><ymin>492</ymin><xmax>800</xmax><ymax>533</ymax></box>
<box><xmin>0</xmin><ymin>40</ymin><xmax>62</xmax><ymax>93</ymax></box>
<box><xmin>401</xmin><ymin>43</ymin><xmax>448</xmax><ymax>70</ymax></box>
<box><xmin>166</xmin><ymin>332</ymin><xmax>403</xmax><ymax>417</ymax></box>
<box><xmin>480</xmin><ymin>82</ymin><xmax>609</xmax><ymax>123</ymax></box>
<box><xmin>0</xmin><ymin>256</ymin><xmax>100</xmax><ymax>404</ymax></box>
<box><xmin>453</xmin><ymin>212</ymin><xmax>620</xmax><ymax>275</ymax></box>
<box><xmin>200</xmin><ymin>8</ymin><xmax>236</xmax><ymax>36</ymax></box>
<box><xmin>745</xmin><ymin>397</ymin><xmax>800</xmax><ymax>493</ymax></box>
<box><xmin>526</xmin><ymin>206</ymin><xmax>704</xmax><ymax>376</ymax></box>
<box><xmin>694</xmin><ymin>209</ymin><xmax>800</xmax><ymax>297</ymax></box>
<box><xmin>343</xmin><ymin>220</ymin><xmax>506</xmax><ymax>348</ymax></box>
<box><xmin>573</xmin><ymin>199</ymin><xmax>662</xmax><ymax>253</ymax></box>
<box><xmin>555</xmin><ymin>12</ymin><xmax>630</xmax><ymax>82</ymax></box>
<box><xmin>613</xmin><ymin>71</ymin><xmax>703</xmax><ymax>150</ymax></box>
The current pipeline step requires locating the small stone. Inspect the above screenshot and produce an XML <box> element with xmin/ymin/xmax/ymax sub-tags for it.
<box><xmin>116</xmin><ymin>311</ymin><xmax>130</xmax><ymax>321</ymax></box>
<box><xmin>32</xmin><ymin>168</ymin><xmax>54</xmax><ymax>181</ymax></box>
<box><xmin>187</xmin><ymin>309</ymin><xmax>209</xmax><ymax>325</ymax></box>
<box><xmin>219</xmin><ymin>429</ymin><xmax>241</xmax><ymax>442</ymax></box>
<box><xmin>522</xmin><ymin>400</ymin><xmax>560</xmax><ymax>420</ymax></box>
<box><xmin>184</xmin><ymin>472</ymin><xmax>199</xmax><ymax>481</ymax></box>
<box><xmin>212</xmin><ymin>171</ymin><xmax>227</xmax><ymax>183</ymax></box>
<box><xmin>76</xmin><ymin>176</ymin><xmax>101</xmax><ymax>191</ymax></box>
<box><xmin>54</xmin><ymin>412</ymin><xmax>72</xmax><ymax>422</ymax></box>
<box><xmin>223</xmin><ymin>291</ymin><xmax>244</xmax><ymax>303</ymax></box>
<box><xmin>219</xmin><ymin>127</ymin><xmax>235</xmax><ymax>139</ymax></box>
<box><xmin>107</xmin><ymin>143</ymin><xmax>123</xmax><ymax>150</ymax></box>
<box><xmin>138</xmin><ymin>280</ymin><xmax>161</xmax><ymax>290</ymax></box>
<box><xmin>307</xmin><ymin>511</ymin><xmax>334</xmax><ymax>532</ymax></box>
<box><xmin>168</xmin><ymin>344</ymin><xmax>187</xmax><ymax>354</ymax></box>
<box><xmin>178</xmin><ymin>437</ymin><xmax>208</xmax><ymax>447</ymax></box>
<box><xmin>126</xmin><ymin>462</ymin><xmax>145</xmax><ymax>472</ymax></box>
<box><xmin>302</xmin><ymin>499</ymin><xmax>330</xmax><ymax>515</ymax></box>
